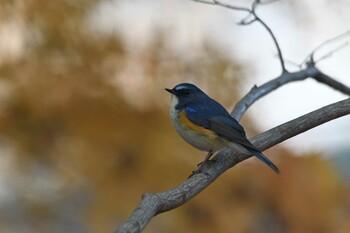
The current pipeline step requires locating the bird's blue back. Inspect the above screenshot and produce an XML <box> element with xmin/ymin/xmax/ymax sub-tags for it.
<box><xmin>180</xmin><ymin>96</ymin><xmax>246</xmax><ymax>139</ymax></box>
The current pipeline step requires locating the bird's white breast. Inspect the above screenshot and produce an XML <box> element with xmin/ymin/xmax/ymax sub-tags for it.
<box><xmin>169</xmin><ymin>94</ymin><xmax>179</xmax><ymax>121</ymax></box>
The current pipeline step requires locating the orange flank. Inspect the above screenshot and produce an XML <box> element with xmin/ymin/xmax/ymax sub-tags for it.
<box><xmin>179</xmin><ymin>110</ymin><xmax>217</xmax><ymax>137</ymax></box>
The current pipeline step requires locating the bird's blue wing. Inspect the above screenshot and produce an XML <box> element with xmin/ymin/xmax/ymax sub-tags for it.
<box><xmin>184</xmin><ymin>102</ymin><xmax>247</xmax><ymax>143</ymax></box>
<box><xmin>207</xmin><ymin>116</ymin><xmax>250</xmax><ymax>145</ymax></box>
<box><xmin>184</xmin><ymin>100</ymin><xmax>245</xmax><ymax>136</ymax></box>
<box><xmin>184</xmin><ymin>102</ymin><xmax>280</xmax><ymax>174</ymax></box>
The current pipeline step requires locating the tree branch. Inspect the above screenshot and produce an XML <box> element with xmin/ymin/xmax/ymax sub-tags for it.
<box><xmin>313</xmin><ymin>70</ymin><xmax>350</xmax><ymax>94</ymax></box>
<box><xmin>116</xmin><ymin>98</ymin><xmax>350</xmax><ymax>233</ymax></box>
<box><xmin>231</xmin><ymin>65</ymin><xmax>350</xmax><ymax>121</ymax></box>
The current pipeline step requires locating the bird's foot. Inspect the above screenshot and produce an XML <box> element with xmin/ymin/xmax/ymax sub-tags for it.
<box><xmin>188</xmin><ymin>169</ymin><xmax>201</xmax><ymax>178</ymax></box>
<box><xmin>189</xmin><ymin>159</ymin><xmax>215</xmax><ymax>178</ymax></box>
<box><xmin>196</xmin><ymin>159</ymin><xmax>216</xmax><ymax>168</ymax></box>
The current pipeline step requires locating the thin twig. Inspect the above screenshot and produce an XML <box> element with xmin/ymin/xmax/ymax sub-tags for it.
<box><xmin>314</xmin><ymin>41</ymin><xmax>349</xmax><ymax>63</ymax></box>
<box><xmin>191</xmin><ymin>0</ymin><xmax>216</xmax><ymax>5</ymax></box>
<box><xmin>260</xmin><ymin>0</ymin><xmax>280</xmax><ymax>5</ymax></box>
<box><xmin>239</xmin><ymin>12</ymin><xmax>255</xmax><ymax>25</ymax></box>
<box><xmin>303</xmin><ymin>30</ymin><xmax>350</xmax><ymax>65</ymax></box>
<box><xmin>253</xmin><ymin>13</ymin><xmax>287</xmax><ymax>73</ymax></box>
<box><xmin>252</xmin><ymin>0</ymin><xmax>260</xmax><ymax>10</ymax></box>
<box><xmin>239</xmin><ymin>17</ymin><xmax>256</xmax><ymax>25</ymax></box>
<box><xmin>212</xmin><ymin>0</ymin><xmax>251</xmax><ymax>12</ymax></box>
<box><xmin>191</xmin><ymin>0</ymin><xmax>287</xmax><ymax>74</ymax></box>
<box><xmin>281</xmin><ymin>57</ymin><xmax>302</xmax><ymax>69</ymax></box>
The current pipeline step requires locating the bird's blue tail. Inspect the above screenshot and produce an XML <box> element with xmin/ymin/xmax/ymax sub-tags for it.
<box><xmin>249</xmin><ymin>149</ymin><xmax>280</xmax><ymax>174</ymax></box>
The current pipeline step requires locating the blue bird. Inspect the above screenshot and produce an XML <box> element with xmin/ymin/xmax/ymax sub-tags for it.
<box><xmin>166</xmin><ymin>83</ymin><xmax>280</xmax><ymax>174</ymax></box>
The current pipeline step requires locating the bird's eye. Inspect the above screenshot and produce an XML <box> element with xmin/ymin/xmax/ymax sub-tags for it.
<box><xmin>183</xmin><ymin>89</ymin><xmax>190</xmax><ymax>95</ymax></box>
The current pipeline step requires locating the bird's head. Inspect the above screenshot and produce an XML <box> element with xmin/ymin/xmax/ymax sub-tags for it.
<box><xmin>165</xmin><ymin>83</ymin><xmax>207</xmax><ymax>106</ymax></box>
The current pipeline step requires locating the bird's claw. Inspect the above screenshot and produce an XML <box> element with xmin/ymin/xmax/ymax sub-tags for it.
<box><xmin>189</xmin><ymin>159</ymin><xmax>216</xmax><ymax>178</ymax></box>
<box><xmin>197</xmin><ymin>159</ymin><xmax>215</xmax><ymax>168</ymax></box>
<box><xmin>188</xmin><ymin>168</ymin><xmax>202</xmax><ymax>178</ymax></box>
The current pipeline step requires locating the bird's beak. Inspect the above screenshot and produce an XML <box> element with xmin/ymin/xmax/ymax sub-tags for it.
<box><xmin>165</xmin><ymin>88</ymin><xmax>176</xmax><ymax>94</ymax></box>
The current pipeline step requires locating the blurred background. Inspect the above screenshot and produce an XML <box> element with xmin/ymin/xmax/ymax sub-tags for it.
<box><xmin>0</xmin><ymin>0</ymin><xmax>350</xmax><ymax>232</ymax></box>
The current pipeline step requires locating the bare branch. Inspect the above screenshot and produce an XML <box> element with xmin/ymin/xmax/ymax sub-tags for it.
<box><xmin>314</xmin><ymin>41</ymin><xmax>349</xmax><ymax>63</ymax></box>
<box><xmin>239</xmin><ymin>18</ymin><xmax>257</xmax><ymax>25</ymax></box>
<box><xmin>282</xmin><ymin>57</ymin><xmax>303</xmax><ymax>69</ymax></box>
<box><xmin>231</xmin><ymin>65</ymin><xmax>350</xmax><ymax>121</ymax></box>
<box><xmin>313</xmin><ymin>69</ymin><xmax>350</xmax><ymax>95</ymax></box>
<box><xmin>212</xmin><ymin>0</ymin><xmax>251</xmax><ymax>12</ymax></box>
<box><xmin>191</xmin><ymin>0</ymin><xmax>287</xmax><ymax>74</ymax></box>
<box><xmin>303</xmin><ymin>30</ymin><xmax>350</xmax><ymax>65</ymax></box>
<box><xmin>259</xmin><ymin>0</ymin><xmax>280</xmax><ymax>5</ymax></box>
<box><xmin>252</xmin><ymin>0</ymin><xmax>260</xmax><ymax>11</ymax></box>
<box><xmin>191</xmin><ymin>0</ymin><xmax>250</xmax><ymax>11</ymax></box>
<box><xmin>231</xmin><ymin>67</ymin><xmax>315</xmax><ymax>120</ymax></box>
<box><xmin>191</xmin><ymin>0</ymin><xmax>216</xmax><ymax>5</ymax></box>
<box><xmin>253</xmin><ymin>13</ymin><xmax>287</xmax><ymax>73</ymax></box>
<box><xmin>116</xmin><ymin>98</ymin><xmax>350</xmax><ymax>233</ymax></box>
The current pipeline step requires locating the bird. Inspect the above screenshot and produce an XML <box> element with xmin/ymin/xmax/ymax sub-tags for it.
<box><xmin>165</xmin><ymin>83</ymin><xmax>280</xmax><ymax>174</ymax></box>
